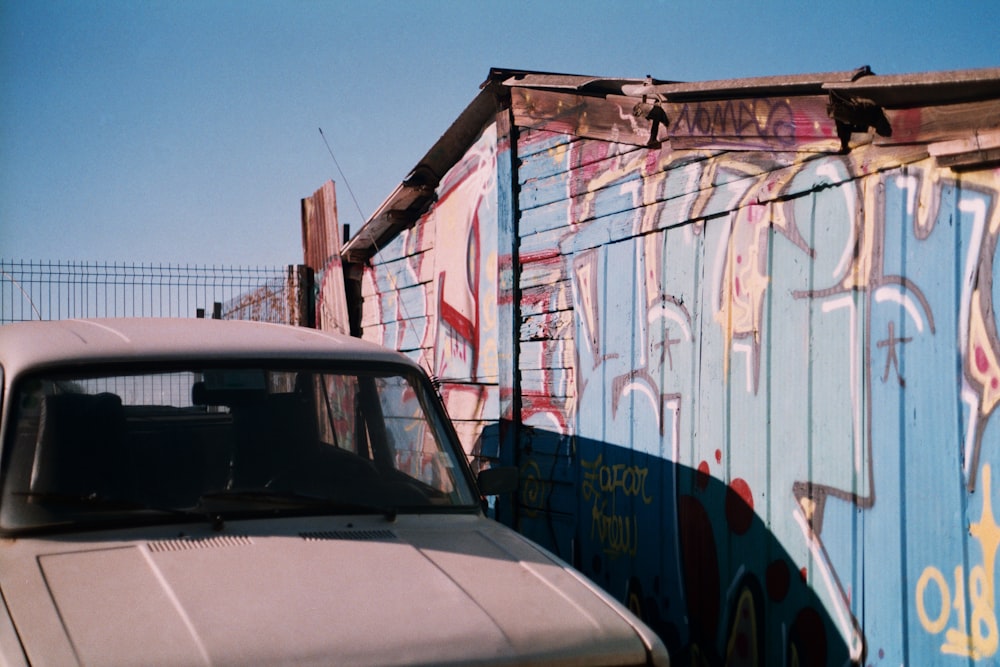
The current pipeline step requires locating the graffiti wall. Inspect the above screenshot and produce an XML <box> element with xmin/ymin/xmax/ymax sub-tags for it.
<box><xmin>360</xmin><ymin>124</ymin><xmax>500</xmax><ymax>457</ymax></box>
<box><xmin>511</xmin><ymin>122</ymin><xmax>1000</xmax><ymax>664</ymax></box>
<box><xmin>354</xmin><ymin>76</ymin><xmax>1000</xmax><ymax>665</ymax></box>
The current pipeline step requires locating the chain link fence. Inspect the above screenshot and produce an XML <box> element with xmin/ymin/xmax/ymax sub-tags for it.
<box><xmin>0</xmin><ymin>260</ymin><xmax>313</xmax><ymax>326</ymax></box>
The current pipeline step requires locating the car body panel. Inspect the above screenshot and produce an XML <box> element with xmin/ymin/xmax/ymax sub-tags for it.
<box><xmin>1</xmin><ymin>515</ymin><xmax>656</xmax><ymax>666</ymax></box>
<box><xmin>0</xmin><ymin>319</ymin><xmax>669</xmax><ymax>666</ymax></box>
<box><xmin>0</xmin><ymin>319</ymin><xmax>410</xmax><ymax>379</ymax></box>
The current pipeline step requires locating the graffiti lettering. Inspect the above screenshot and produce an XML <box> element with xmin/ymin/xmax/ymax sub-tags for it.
<box><xmin>591</xmin><ymin>498</ymin><xmax>639</xmax><ymax>557</ymax></box>
<box><xmin>877</xmin><ymin>320</ymin><xmax>912</xmax><ymax>387</ymax></box>
<box><xmin>917</xmin><ymin>565</ymin><xmax>998</xmax><ymax>659</ymax></box>
<box><xmin>520</xmin><ymin>459</ymin><xmax>543</xmax><ymax>519</ymax></box>
<box><xmin>600</xmin><ymin>462</ymin><xmax>653</xmax><ymax>503</ymax></box>
<box><xmin>365</xmin><ymin>107</ymin><xmax>1000</xmax><ymax>663</ymax></box>
<box><xmin>582</xmin><ymin>454</ymin><xmax>654</xmax><ymax>504</ymax></box>
<box><xmin>670</xmin><ymin>97</ymin><xmax>796</xmax><ymax>146</ymax></box>
<box><xmin>917</xmin><ymin>465</ymin><xmax>999</xmax><ymax>659</ymax></box>
<box><xmin>582</xmin><ymin>455</ymin><xmax>653</xmax><ymax>558</ymax></box>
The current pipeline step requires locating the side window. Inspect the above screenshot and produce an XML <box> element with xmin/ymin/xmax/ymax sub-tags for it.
<box><xmin>313</xmin><ymin>373</ymin><xmax>362</xmax><ymax>455</ymax></box>
<box><xmin>377</xmin><ymin>376</ymin><xmax>455</xmax><ymax>495</ymax></box>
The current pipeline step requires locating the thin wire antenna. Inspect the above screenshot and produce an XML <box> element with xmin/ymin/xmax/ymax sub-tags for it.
<box><xmin>319</xmin><ymin>127</ymin><xmax>368</xmax><ymax>225</ymax></box>
<box><xmin>1</xmin><ymin>269</ymin><xmax>42</xmax><ymax>320</ymax></box>
<box><xmin>318</xmin><ymin>131</ymin><xmax>435</xmax><ymax>377</ymax></box>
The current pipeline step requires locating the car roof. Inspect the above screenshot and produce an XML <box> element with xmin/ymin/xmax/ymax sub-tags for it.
<box><xmin>0</xmin><ymin>318</ymin><xmax>417</xmax><ymax>377</ymax></box>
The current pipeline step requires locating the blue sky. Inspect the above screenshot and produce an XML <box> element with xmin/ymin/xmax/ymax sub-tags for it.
<box><xmin>2</xmin><ymin>0</ymin><xmax>998</xmax><ymax>266</ymax></box>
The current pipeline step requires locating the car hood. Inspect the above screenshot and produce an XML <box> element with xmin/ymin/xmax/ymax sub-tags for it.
<box><xmin>0</xmin><ymin>514</ymin><xmax>665</xmax><ymax>666</ymax></box>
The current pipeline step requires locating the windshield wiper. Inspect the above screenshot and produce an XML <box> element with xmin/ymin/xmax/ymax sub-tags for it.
<box><xmin>197</xmin><ymin>489</ymin><xmax>398</xmax><ymax>521</ymax></box>
<box><xmin>14</xmin><ymin>491</ymin><xmax>221</xmax><ymax>524</ymax></box>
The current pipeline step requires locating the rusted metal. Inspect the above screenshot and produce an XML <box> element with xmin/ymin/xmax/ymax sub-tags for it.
<box><xmin>300</xmin><ymin>181</ymin><xmax>349</xmax><ymax>333</ymax></box>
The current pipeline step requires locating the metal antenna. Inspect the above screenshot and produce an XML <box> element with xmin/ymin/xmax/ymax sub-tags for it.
<box><xmin>319</xmin><ymin>127</ymin><xmax>367</xmax><ymax>225</ymax></box>
<box><xmin>1</xmin><ymin>269</ymin><xmax>42</xmax><ymax>320</ymax></box>
<box><xmin>317</xmin><ymin>130</ymin><xmax>433</xmax><ymax>377</ymax></box>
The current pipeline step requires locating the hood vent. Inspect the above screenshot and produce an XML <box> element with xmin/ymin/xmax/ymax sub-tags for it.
<box><xmin>147</xmin><ymin>534</ymin><xmax>254</xmax><ymax>553</ymax></box>
<box><xmin>300</xmin><ymin>529</ymin><xmax>397</xmax><ymax>542</ymax></box>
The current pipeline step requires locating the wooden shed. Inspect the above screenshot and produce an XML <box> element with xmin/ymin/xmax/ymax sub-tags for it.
<box><xmin>329</xmin><ymin>66</ymin><xmax>1000</xmax><ymax>665</ymax></box>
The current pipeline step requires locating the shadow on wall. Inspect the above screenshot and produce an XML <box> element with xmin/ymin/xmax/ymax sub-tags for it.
<box><xmin>478</xmin><ymin>422</ymin><xmax>854</xmax><ymax>667</ymax></box>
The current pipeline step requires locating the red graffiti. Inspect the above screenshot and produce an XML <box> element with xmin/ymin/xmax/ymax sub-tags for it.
<box><xmin>696</xmin><ymin>460</ymin><xmax>711</xmax><ymax>490</ymax></box>
<box><xmin>725</xmin><ymin>477</ymin><xmax>754</xmax><ymax>535</ymax></box>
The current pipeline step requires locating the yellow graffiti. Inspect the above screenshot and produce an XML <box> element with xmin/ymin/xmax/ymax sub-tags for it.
<box><xmin>581</xmin><ymin>455</ymin><xmax>653</xmax><ymax>558</ymax></box>
<box><xmin>582</xmin><ymin>454</ymin><xmax>654</xmax><ymax>503</ymax></box>
<box><xmin>589</xmin><ymin>502</ymin><xmax>639</xmax><ymax>558</ymax></box>
<box><xmin>716</xmin><ymin>203</ymin><xmax>771</xmax><ymax>345</ymax></box>
<box><xmin>917</xmin><ymin>464</ymin><xmax>1000</xmax><ymax>659</ymax></box>
<box><xmin>715</xmin><ymin>199</ymin><xmax>787</xmax><ymax>393</ymax></box>
<box><xmin>520</xmin><ymin>459</ymin><xmax>543</xmax><ymax>519</ymax></box>
<box><xmin>725</xmin><ymin>586</ymin><xmax>761</xmax><ymax>667</ymax></box>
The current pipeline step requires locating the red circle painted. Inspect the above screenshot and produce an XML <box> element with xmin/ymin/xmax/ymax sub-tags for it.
<box><xmin>696</xmin><ymin>461</ymin><xmax>711</xmax><ymax>491</ymax></box>
<box><xmin>725</xmin><ymin>478</ymin><xmax>754</xmax><ymax>535</ymax></box>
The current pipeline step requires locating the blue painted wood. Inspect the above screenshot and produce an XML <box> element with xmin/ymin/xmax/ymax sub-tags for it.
<box><xmin>901</xmin><ymin>175</ymin><xmax>999</xmax><ymax>662</ymax></box>
<box><xmin>520</xmin><ymin>261</ymin><xmax>566</xmax><ymax>291</ymax></box>
<box><xmin>364</xmin><ymin>254</ymin><xmax>433</xmax><ymax>292</ymax></box>
<box><xmin>519</xmin><ymin>198</ymin><xmax>576</xmax><ymax>237</ymax></box>
<box><xmin>357</xmin><ymin>88</ymin><xmax>1000</xmax><ymax>663</ymax></box>
<box><xmin>518</xmin><ymin>136</ymin><xmax>640</xmax><ymax>184</ymax></box>
<box><xmin>519</xmin><ymin>225</ymin><xmax>569</xmax><ymax>258</ymax></box>
<box><xmin>519</xmin><ymin>280</ymin><xmax>573</xmax><ymax>317</ymax></box>
<box><xmin>516</xmin><ymin>128</ymin><xmax>573</xmax><ymax>162</ymax></box>
<box><xmin>520</xmin><ymin>170</ymin><xmax>575</xmax><ymax>211</ymax></box>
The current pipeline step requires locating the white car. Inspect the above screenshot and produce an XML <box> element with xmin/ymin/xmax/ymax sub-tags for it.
<box><xmin>0</xmin><ymin>318</ymin><xmax>669</xmax><ymax>667</ymax></box>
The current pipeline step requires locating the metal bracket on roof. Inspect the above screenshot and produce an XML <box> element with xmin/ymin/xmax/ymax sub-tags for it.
<box><xmin>633</xmin><ymin>91</ymin><xmax>670</xmax><ymax>148</ymax></box>
<box><xmin>402</xmin><ymin>164</ymin><xmax>440</xmax><ymax>190</ymax></box>
<box><xmin>827</xmin><ymin>90</ymin><xmax>891</xmax><ymax>153</ymax></box>
<box><xmin>851</xmin><ymin>65</ymin><xmax>874</xmax><ymax>81</ymax></box>
<box><xmin>385</xmin><ymin>208</ymin><xmax>423</xmax><ymax>231</ymax></box>
<box><xmin>398</xmin><ymin>165</ymin><xmax>438</xmax><ymax>222</ymax></box>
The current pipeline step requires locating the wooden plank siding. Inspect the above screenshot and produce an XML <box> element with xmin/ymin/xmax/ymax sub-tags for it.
<box><xmin>506</xmin><ymin>91</ymin><xmax>1000</xmax><ymax>663</ymax></box>
<box><xmin>879</xmin><ymin>98</ymin><xmax>1000</xmax><ymax>145</ymax></box>
<box><xmin>358</xmin><ymin>123</ymin><xmax>501</xmax><ymax>457</ymax></box>
<box><xmin>511</xmin><ymin>88</ymin><xmax>843</xmax><ymax>152</ymax></box>
<box><xmin>347</xmin><ymin>70</ymin><xmax>1000</xmax><ymax>666</ymax></box>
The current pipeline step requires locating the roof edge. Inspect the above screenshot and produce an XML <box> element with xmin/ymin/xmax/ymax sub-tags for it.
<box><xmin>342</xmin><ymin>65</ymin><xmax>1000</xmax><ymax>263</ymax></box>
<box><xmin>342</xmin><ymin>82</ymin><xmax>502</xmax><ymax>262</ymax></box>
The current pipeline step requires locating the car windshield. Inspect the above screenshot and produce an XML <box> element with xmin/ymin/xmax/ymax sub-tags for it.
<box><xmin>0</xmin><ymin>363</ymin><xmax>478</xmax><ymax>532</ymax></box>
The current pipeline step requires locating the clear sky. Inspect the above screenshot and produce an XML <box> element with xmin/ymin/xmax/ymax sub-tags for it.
<box><xmin>2</xmin><ymin>0</ymin><xmax>998</xmax><ymax>267</ymax></box>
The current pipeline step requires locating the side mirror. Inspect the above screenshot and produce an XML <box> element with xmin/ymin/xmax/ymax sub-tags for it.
<box><xmin>477</xmin><ymin>466</ymin><xmax>518</xmax><ymax>495</ymax></box>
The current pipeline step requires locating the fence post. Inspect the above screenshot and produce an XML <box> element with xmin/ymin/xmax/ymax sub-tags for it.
<box><xmin>287</xmin><ymin>265</ymin><xmax>315</xmax><ymax>327</ymax></box>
